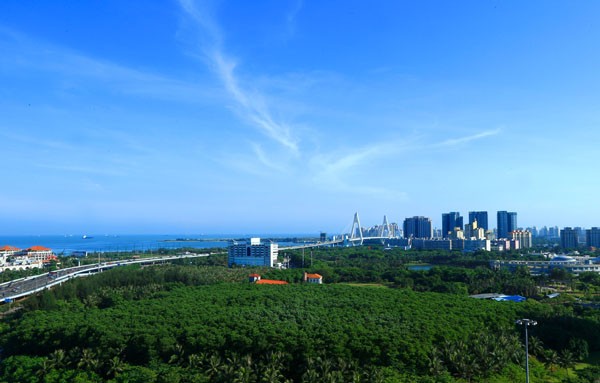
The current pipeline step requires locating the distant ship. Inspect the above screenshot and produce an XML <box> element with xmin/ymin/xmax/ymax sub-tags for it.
<box><xmin>82</xmin><ymin>235</ymin><xmax>93</xmax><ymax>239</ymax></box>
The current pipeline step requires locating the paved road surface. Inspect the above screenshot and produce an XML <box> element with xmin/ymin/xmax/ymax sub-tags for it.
<box><xmin>0</xmin><ymin>253</ymin><xmax>213</xmax><ymax>302</ymax></box>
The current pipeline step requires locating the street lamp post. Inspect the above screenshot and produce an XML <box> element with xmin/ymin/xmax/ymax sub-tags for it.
<box><xmin>516</xmin><ymin>319</ymin><xmax>538</xmax><ymax>383</ymax></box>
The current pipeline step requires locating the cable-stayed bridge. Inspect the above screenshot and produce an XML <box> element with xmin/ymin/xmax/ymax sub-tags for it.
<box><xmin>346</xmin><ymin>211</ymin><xmax>397</xmax><ymax>245</ymax></box>
<box><xmin>279</xmin><ymin>212</ymin><xmax>397</xmax><ymax>250</ymax></box>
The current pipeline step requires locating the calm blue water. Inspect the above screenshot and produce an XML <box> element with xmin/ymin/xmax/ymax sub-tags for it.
<box><xmin>407</xmin><ymin>265</ymin><xmax>433</xmax><ymax>271</ymax></box>
<box><xmin>0</xmin><ymin>234</ymin><xmax>314</xmax><ymax>255</ymax></box>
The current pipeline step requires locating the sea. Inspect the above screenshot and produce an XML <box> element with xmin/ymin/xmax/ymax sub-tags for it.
<box><xmin>0</xmin><ymin>234</ymin><xmax>315</xmax><ymax>255</ymax></box>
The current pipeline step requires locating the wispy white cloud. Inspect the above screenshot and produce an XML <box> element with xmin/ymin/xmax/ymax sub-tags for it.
<box><xmin>34</xmin><ymin>163</ymin><xmax>128</xmax><ymax>177</ymax></box>
<box><xmin>177</xmin><ymin>0</ymin><xmax>300</xmax><ymax>154</ymax></box>
<box><xmin>251</xmin><ymin>143</ymin><xmax>287</xmax><ymax>172</ymax></box>
<box><xmin>0</xmin><ymin>130</ymin><xmax>76</xmax><ymax>151</ymax></box>
<box><xmin>285</xmin><ymin>0</ymin><xmax>304</xmax><ymax>38</ymax></box>
<box><xmin>309</xmin><ymin>138</ymin><xmax>415</xmax><ymax>198</ymax></box>
<box><xmin>0</xmin><ymin>27</ymin><xmax>216</xmax><ymax>103</ymax></box>
<box><xmin>213</xmin><ymin>53</ymin><xmax>299</xmax><ymax>152</ymax></box>
<box><xmin>433</xmin><ymin>128</ymin><xmax>501</xmax><ymax>148</ymax></box>
<box><xmin>314</xmin><ymin>137</ymin><xmax>416</xmax><ymax>176</ymax></box>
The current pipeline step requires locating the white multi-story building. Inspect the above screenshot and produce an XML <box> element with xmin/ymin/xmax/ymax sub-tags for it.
<box><xmin>0</xmin><ymin>245</ymin><xmax>53</xmax><ymax>271</ymax></box>
<box><xmin>19</xmin><ymin>246</ymin><xmax>54</xmax><ymax>262</ymax></box>
<box><xmin>511</xmin><ymin>230</ymin><xmax>532</xmax><ymax>248</ymax></box>
<box><xmin>228</xmin><ymin>238</ymin><xmax>278</xmax><ymax>267</ymax></box>
<box><xmin>0</xmin><ymin>245</ymin><xmax>20</xmax><ymax>265</ymax></box>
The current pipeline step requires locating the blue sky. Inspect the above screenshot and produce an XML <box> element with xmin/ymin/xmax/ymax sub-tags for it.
<box><xmin>1</xmin><ymin>0</ymin><xmax>599</xmax><ymax>235</ymax></box>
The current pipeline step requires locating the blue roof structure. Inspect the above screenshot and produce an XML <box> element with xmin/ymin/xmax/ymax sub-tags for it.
<box><xmin>552</xmin><ymin>255</ymin><xmax>576</xmax><ymax>262</ymax></box>
<box><xmin>493</xmin><ymin>295</ymin><xmax>526</xmax><ymax>302</ymax></box>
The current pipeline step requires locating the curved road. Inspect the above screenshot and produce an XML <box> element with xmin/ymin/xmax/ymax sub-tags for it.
<box><xmin>0</xmin><ymin>252</ymin><xmax>214</xmax><ymax>302</ymax></box>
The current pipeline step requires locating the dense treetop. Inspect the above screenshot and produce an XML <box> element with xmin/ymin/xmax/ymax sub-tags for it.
<box><xmin>1</xmin><ymin>247</ymin><xmax>600</xmax><ymax>382</ymax></box>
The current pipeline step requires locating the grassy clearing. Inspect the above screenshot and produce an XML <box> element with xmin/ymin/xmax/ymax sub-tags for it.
<box><xmin>343</xmin><ymin>282</ymin><xmax>387</xmax><ymax>288</ymax></box>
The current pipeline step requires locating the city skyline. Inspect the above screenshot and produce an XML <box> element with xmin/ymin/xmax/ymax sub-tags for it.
<box><xmin>2</xmin><ymin>1</ymin><xmax>600</xmax><ymax>235</ymax></box>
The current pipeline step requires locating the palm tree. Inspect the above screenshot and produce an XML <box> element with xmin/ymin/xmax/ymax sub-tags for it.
<box><xmin>67</xmin><ymin>347</ymin><xmax>82</xmax><ymax>368</ymax></box>
<box><xmin>427</xmin><ymin>346</ymin><xmax>445</xmax><ymax>376</ymax></box>
<box><xmin>233</xmin><ymin>366</ymin><xmax>253</xmax><ymax>383</ymax></box>
<box><xmin>168</xmin><ymin>343</ymin><xmax>186</xmax><ymax>366</ymax></box>
<box><xmin>335</xmin><ymin>357</ymin><xmax>349</xmax><ymax>376</ymax></box>
<box><xmin>528</xmin><ymin>336</ymin><xmax>545</xmax><ymax>358</ymax></box>
<box><xmin>544</xmin><ymin>349</ymin><xmax>559</xmax><ymax>372</ymax></box>
<box><xmin>301</xmin><ymin>368</ymin><xmax>320</xmax><ymax>383</ymax></box>
<box><xmin>205</xmin><ymin>354</ymin><xmax>223</xmax><ymax>379</ymax></box>
<box><xmin>260</xmin><ymin>351</ymin><xmax>285</xmax><ymax>383</ymax></box>
<box><xmin>187</xmin><ymin>353</ymin><xmax>203</xmax><ymax>370</ymax></box>
<box><xmin>48</xmin><ymin>349</ymin><xmax>66</xmax><ymax>369</ymax></box>
<box><xmin>363</xmin><ymin>367</ymin><xmax>384</xmax><ymax>383</ymax></box>
<box><xmin>106</xmin><ymin>356</ymin><xmax>124</xmax><ymax>378</ymax></box>
<box><xmin>559</xmin><ymin>349</ymin><xmax>575</xmax><ymax>378</ymax></box>
<box><xmin>261</xmin><ymin>366</ymin><xmax>285</xmax><ymax>383</ymax></box>
<box><xmin>472</xmin><ymin>338</ymin><xmax>489</xmax><ymax>375</ymax></box>
<box><xmin>458</xmin><ymin>354</ymin><xmax>479</xmax><ymax>382</ymax></box>
<box><xmin>36</xmin><ymin>358</ymin><xmax>51</xmax><ymax>380</ymax></box>
<box><xmin>350</xmin><ymin>371</ymin><xmax>362</xmax><ymax>383</ymax></box>
<box><xmin>78</xmin><ymin>348</ymin><xmax>100</xmax><ymax>371</ymax></box>
<box><xmin>264</xmin><ymin>350</ymin><xmax>285</xmax><ymax>370</ymax></box>
<box><xmin>324</xmin><ymin>370</ymin><xmax>344</xmax><ymax>383</ymax></box>
<box><xmin>318</xmin><ymin>357</ymin><xmax>332</xmax><ymax>378</ymax></box>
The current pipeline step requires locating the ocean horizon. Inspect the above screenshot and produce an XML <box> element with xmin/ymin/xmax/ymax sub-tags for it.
<box><xmin>0</xmin><ymin>234</ymin><xmax>319</xmax><ymax>255</ymax></box>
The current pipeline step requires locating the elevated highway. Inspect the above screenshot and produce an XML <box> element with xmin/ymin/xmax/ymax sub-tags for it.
<box><xmin>0</xmin><ymin>252</ymin><xmax>214</xmax><ymax>303</ymax></box>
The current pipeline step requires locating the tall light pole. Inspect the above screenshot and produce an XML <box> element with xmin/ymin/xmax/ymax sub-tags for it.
<box><xmin>516</xmin><ymin>319</ymin><xmax>538</xmax><ymax>383</ymax></box>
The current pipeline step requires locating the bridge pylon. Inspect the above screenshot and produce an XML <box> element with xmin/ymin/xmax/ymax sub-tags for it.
<box><xmin>378</xmin><ymin>215</ymin><xmax>393</xmax><ymax>238</ymax></box>
<box><xmin>349</xmin><ymin>212</ymin><xmax>364</xmax><ymax>245</ymax></box>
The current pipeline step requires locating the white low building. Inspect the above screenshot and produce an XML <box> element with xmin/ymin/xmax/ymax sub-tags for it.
<box><xmin>228</xmin><ymin>238</ymin><xmax>279</xmax><ymax>267</ymax></box>
<box><xmin>492</xmin><ymin>255</ymin><xmax>600</xmax><ymax>275</ymax></box>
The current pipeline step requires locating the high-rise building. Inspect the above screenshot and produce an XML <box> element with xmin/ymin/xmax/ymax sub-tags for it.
<box><xmin>468</xmin><ymin>211</ymin><xmax>488</xmax><ymax>231</ymax></box>
<box><xmin>442</xmin><ymin>212</ymin><xmax>463</xmax><ymax>239</ymax></box>
<box><xmin>228</xmin><ymin>238</ymin><xmax>278</xmax><ymax>267</ymax></box>
<box><xmin>403</xmin><ymin>216</ymin><xmax>432</xmax><ymax>239</ymax></box>
<box><xmin>465</xmin><ymin>221</ymin><xmax>485</xmax><ymax>240</ymax></box>
<box><xmin>449</xmin><ymin>227</ymin><xmax>465</xmax><ymax>240</ymax></box>
<box><xmin>511</xmin><ymin>230</ymin><xmax>532</xmax><ymax>248</ymax></box>
<box><xmin>560</xmin><ymin>227</ymin><xmax>579</xmax><ymax>249</ymax></box>
<box><xmin>538</xmin><ymin>226</ymin><xmax>548</xmax><ymax>238</ymax></box>
<box><xmin>586</xmin><ymin>227</ymin><xmax>600</xmax><ymax>248</ymax></box>
<box><xmin>526</xmin><ymin>226</ymin><xmax>538</xmax><ymax>237</ymax></box>
<box><xmin>574</xmin><ymin>227</ymin><xmax>586</xmax><ymax>245</ymax></box>
<box><xmin>497</xmin><ymin>211</ymin><xmax>517</xmax><ymax>239</ymax></box>
<box><xmin>548</xmin><ymin>226</ymin><xmax>560</xmax><ymax>239</ymax></box>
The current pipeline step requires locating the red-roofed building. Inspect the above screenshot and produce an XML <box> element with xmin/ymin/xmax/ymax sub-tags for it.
<box><xmin>0</xmin><ymin>245</ymin><xmax>20</xmax><ymax>266</ymax></box>
<box><xmin>28</xmin><ymin>246</ymin><xmax>51</xmax><ymax>252</ymax></box>
<box><xmin>304</xmin><ymin>272</ymin><xmax>323</xmax><ymax>284</ymax></box>
<box><xmin>43</xmin><ymin>254</ymin><xmax>59</xmax><ymax>264</ymax></box>
<box><xmin>0</xmin><ymin>245</ymin><xmax>45</xmax><ymax>271</ymax></box>
<box><xmin>255</xmin><ymin>279</ymin><xmax>288</xmax><ymax>285</ymax></box>
<box><xmin>249</xmin><ymin>273</ymin><xmax>261</xmax><ymax>283</ymax></box>
<box><xmin>0</xmin><ymin>245</ymin><xmax>20</xmax><ymax>252</ymax></box>
<box><xmin>21</xmin><ymin>246</ymin><xmax>54</xmax><ymax>262</ymax></box>
<box><xmin>0</xmin><ymin>245</ymin><xmax>20</xmax><ymax>257</ymax></box>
